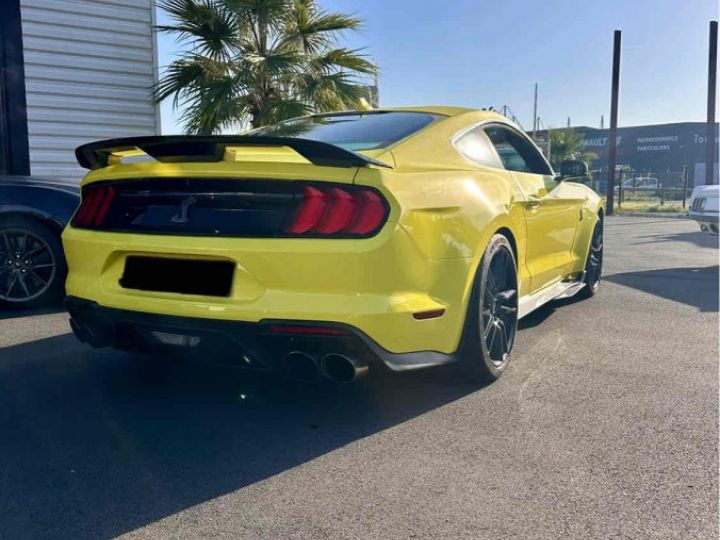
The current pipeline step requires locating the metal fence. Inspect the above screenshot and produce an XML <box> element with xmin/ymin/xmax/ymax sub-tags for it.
<box><xmin>584</xmin><ymin>169</ymin><xmax>694</xmax><ymax>209</ymax></box>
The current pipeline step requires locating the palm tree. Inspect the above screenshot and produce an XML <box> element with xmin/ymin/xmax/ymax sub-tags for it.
<box><xmin>155</xmin><ymin>0</ymin><xmax>376</xmax><ymax>134</ymax></box>
<box><xmin>548</xmin><ymin>128</ymin><xmax>597</xmax><ymax>169</ymax></box>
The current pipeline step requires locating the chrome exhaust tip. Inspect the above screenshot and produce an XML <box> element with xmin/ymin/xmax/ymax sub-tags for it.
<box><xmin>282</xmin><ymin>351</ymin><xmax>319</xmax><ymax>381</ymax></box>
<box><xmin>319</xmin><ymin>353</ymin><xmax>368</xmax><ymax>383</ymax></box>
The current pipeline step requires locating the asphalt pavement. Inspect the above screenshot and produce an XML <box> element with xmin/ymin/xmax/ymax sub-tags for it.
<box><xmin>0</xmin><ymin>217</ymin><xmax>717</xmax><ymax>539</ymax></box>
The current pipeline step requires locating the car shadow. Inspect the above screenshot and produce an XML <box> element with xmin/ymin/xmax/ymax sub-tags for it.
<box><xmin>0</xmin><ymin>303</ymin><xmax>65</xmax><ymax>321</ymax></box>
<box><xmin>605</xmin><ymin>265</ymin><xmax>719</xmax><ymax>312</ymax></box>
<box><xmin>0</xmin><ymin>334</ymin><xmax>482</xmax><ymax>539</ymax></box>
<box><xmin>632</xmin><ymin>230</ymin><xmax>719</xmax><ymax>249</ymax></box>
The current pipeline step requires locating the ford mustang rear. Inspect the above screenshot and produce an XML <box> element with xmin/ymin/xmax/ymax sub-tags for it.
<box><xmin>63</xmin><ymin>107</ymin><xmax>604</xmax><ymax>383</ymax></box>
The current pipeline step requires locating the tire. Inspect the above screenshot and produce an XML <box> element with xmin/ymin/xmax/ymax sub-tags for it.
<box><xmin>578</xmin><ymin>217</ymin><xmax>603</xmax><ymax>299</ymax></box>
<box><xmin>0</xmin><ymin>215</ymin><xmax>67</xmax><ymax>309</ymax></box>
<box><xmin>458</xmin><ymin>234</ymin><xmax>519</xmax><ymax>383</ymax></box>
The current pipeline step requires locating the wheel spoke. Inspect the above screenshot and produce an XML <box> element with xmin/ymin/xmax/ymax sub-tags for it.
<box><xmin>24</xmin><ymin>245</ymin><xmax>48</xmax><ymax>258</ymax></box>
<box><xmin>486</xmin><ymin>268</ymin><xmax>498</xmax><ymax>295</ymax></box>
<box><xmin>487</xmin><ymin>323</ymin><xmax>498</xmax><ymax>353</ymax></box>
<box><xmin>1</xmin><ymin>231</ymin><xmax>11</xmax><ymax>257</ymax></box>
<box><xmin>496</xmin><ymin>318</ymin><xmax>508</xmax><ymax>356</ymax></box>
<box><xmin>483</xmin><ymin>314</ymin><xmax>494</xmax><ymax>339</ymax></box>
<box><xmin>29</xmin><ymin>269</ymin><xmax>49</xmax><ymax>286</ymax></box>
<box><xmin>5</xmin><ymin>273</ymin><xmax>18</xmax><ymax>297</ymax></box>
<box><xmin>30</xmin><ymin>263</ymin><xmax>54</xmax><ymax>270</ymax></box>
<box><xmin>17</xmin><ymin>274</ymin><xmax>31</xmax><ymax>298</ymax></box>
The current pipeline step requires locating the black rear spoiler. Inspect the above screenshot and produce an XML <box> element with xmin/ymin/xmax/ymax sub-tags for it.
<box><xmin>75</xmin><ymin>135</ymin><xmax>392</xmax><ymax>170</ymax></box>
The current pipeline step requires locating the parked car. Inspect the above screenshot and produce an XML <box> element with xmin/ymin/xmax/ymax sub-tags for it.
<box><xmin>63</xmin><ymin>107</ymin><xmax>604</xmax><ymax>384</ymax></box>
<box><xmin>0</xmin><ymin>176</ymin><xmax>79</xmax><ymax>308</ymax></box>
<box><xmin>688</xmin><ymin>184</ymin><xmax>719</xmax><ymax>234</ymax></box>
<box><xmin>614</xmin><ymin>176</ymin><xmax>659</xmax><ymax>192</ymax></box>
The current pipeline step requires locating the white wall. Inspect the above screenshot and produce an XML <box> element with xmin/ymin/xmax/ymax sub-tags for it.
<box><xmin>20</xmin><ymin>0</ymin><xmax>159</xmax><ymax>180</ymax></box>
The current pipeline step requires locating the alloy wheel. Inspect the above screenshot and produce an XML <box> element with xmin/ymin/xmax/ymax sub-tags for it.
<box><xmin>0</xmin><ymin>228</ymin><xmax>57</xmax><ymax>303</ymax></box>
<box><xmin>586</xmin><ymin>222</ymin><xmax>603</xmax><ymax>290</ymax></box>
<box><xmin>481</xmin><ymin>247</ymin><xmax>518</xmax><ymax>366</ymax></box>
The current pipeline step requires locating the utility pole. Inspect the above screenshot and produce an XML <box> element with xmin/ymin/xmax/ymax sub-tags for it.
<box><xmin>373</xmin><ymin>59</ymin><xmax>380</xmax><ymax>107</ymax></box>
<box><xmin>706</xmin><ymin>20</ymin><xmax>718</xmax><ymax>185</ymax></box>
<box><xmin>606</xmin><ymin>30</ymin><xmax>622</xmax><ymax>216</ymax></box>
<box><xmin>600</xmin><ymin>115</ymin><xmax>604</xmax><ymax>129</ymax></box>
<box><xmin>532</xmin><ymin>83</ymin><xmax>538</xmax><ymax>138</ymax></box>
<box><xmin>567</xmin><ymin>117</ymin><xmax>571</xmax><ymax>128</ymax></box>
<box><xmin>547</xmin><ymin>125</ymin><xmax>552</xmax><ymax>164</ymax></box>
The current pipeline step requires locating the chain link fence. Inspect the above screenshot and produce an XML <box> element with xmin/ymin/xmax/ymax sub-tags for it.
<box><xmin>583</xmin><ymin>169</ymin><xmax>694</xmax><ymax>211</ymax></box>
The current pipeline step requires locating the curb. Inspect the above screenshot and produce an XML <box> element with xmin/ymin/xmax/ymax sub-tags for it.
<box><xmin>614</xmin><ymin>212</ymin><xmax>689</xmax><ymax>219</ymax></box>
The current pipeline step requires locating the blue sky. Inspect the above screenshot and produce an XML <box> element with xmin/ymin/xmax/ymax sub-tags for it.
<box><xmin>157</xmin><ymin>0</ymin><xmax>719</xmax><ymax>134</ymax></box>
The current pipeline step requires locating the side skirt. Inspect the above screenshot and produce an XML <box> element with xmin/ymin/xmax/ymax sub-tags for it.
<box><xmin>518</xmin><ymin>274</ymin><xmax>586</xmax><ymax>319</ymax></box>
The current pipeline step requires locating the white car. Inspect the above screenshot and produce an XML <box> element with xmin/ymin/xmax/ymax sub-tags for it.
<box><xmin>688</xmin><ymin>185</ymin><xmax>719</xmax><ymax>234</ymax></box>
<box><xmin>614</xmin><ymin>177</ymin><xmax>659</xmax><ymax>192</ymax></box>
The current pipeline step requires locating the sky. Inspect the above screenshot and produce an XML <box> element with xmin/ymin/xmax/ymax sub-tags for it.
<box><xmin>156</xmin><ymin>0</ymin><xmax>719</xmax><ymax>134</ymax></box>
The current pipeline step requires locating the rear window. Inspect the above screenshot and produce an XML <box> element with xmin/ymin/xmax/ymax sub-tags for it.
<box><xmin>248</xmin><ymin>111</ymin><xmax>442</xmax><ymax>151</ymax></box>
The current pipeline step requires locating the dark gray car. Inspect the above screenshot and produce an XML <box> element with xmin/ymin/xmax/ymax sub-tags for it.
<box><xmin>0</xmin><ymin>176</ymin><xmax>79</xmax><ymax>308</ymax></box>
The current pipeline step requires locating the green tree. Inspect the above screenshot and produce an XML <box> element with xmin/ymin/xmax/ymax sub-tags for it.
<box><xmin>548</xmin><ymin>128</ymin><xmax>597</xmax><ymax>170</ymax></box>
<box><xmin>155</xmin><ymin>0</ymin><xmax>376</xmax><ymax>134</ymax></box>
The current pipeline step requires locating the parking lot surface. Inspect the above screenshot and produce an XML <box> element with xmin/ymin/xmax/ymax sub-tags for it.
<box><xmin>0</xmin><ymin>217</ymin><xmax>717</xmax><ymax>539</ymax></box>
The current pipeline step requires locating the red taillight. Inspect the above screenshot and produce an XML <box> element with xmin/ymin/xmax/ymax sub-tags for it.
<box><xmin>286</xmin><ymin>185</ymin><xmax>387</xmax><ymax>236</ymax></box>
<box><xmin>74</xmin><ymin>185</ymin><xmax>117</xmax><ymax>227</ymax></box>
<box><xmin>346</xmin><ymin>191</ymin><xmax>386</xmax><ymax>235</ymax></box>
<box><xmin>286</xmin><ymin>186</ymin><xmax>327</xmax><ymax>234</ymax></box>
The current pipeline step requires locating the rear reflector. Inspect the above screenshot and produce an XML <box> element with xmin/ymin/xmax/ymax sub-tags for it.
<box><xmin>412</xmin><ymin>308</ymin><xmax>446</xmax><ymax>320</ymax></box>
<box><xmin>269</xmin><ymin>325</ymin><xmax>348</xmax><ymax>336</ymax></box>
<box><xmin>285</xmin><ymin>185</ymin><xmax>387</xmax><ymax>237</ymax></box>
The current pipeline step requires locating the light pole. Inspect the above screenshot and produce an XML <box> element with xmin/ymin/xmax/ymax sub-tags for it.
<box><xmin>606</xmin><ymin>30</ymin><xmax>622</xmax><ymax>216</ymax></box>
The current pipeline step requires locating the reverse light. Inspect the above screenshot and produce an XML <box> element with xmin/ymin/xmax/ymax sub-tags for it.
<box><xmin>286</xmin><ymin>185</ymin><xmax>388</xmax><ymax>237</ymax></box>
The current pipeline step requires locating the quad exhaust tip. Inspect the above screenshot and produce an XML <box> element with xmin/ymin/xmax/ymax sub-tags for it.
<box><xmin>319</xmin><ymin>353</ymin><xmax>369</xmax><ymax>383</ymax></box>
<box><xmin>283</xmin><ymin>351</ymin><xmax>319</xmax><ymax>381</ymax></box>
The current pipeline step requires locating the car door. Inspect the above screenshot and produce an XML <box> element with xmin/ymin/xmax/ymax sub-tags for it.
<box><xmin>484</xmin><ymin>124</ymin><xmax>583</xmax><ymax>293</ymax></box>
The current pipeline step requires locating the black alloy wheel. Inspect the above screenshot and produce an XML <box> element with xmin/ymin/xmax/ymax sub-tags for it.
<box><xmin>581</xmin><ymin>218</ymin><xmax>603</xmax><ymax>297</ymax></box>
<box><xmin>459</xmin><ymin>234</ymin><xmax>518</xmax><ymax>382</ymax></box>
<box><xmin>0</xmin><ymin>217</ymin><xmax>66</xmax><ymax>308</ymax></box>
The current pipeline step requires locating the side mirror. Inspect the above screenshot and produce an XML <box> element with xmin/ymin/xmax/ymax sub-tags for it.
<box><xmin>558</xmin><ymin>159</ymin><xmax>589</xmax><ymax>180</ymax></box>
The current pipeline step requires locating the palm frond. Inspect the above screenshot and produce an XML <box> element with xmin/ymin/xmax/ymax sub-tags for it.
<box><xmin>156</xmin><ymin>0</ymin><xmax>238</xmax><ymax>59</ymax></box>
<box><xmin>155</xmin><ymin>0</ymin><xmax>376</xmax><ymax>131</ymax></box>
<box><xmin>307</xmin><ymin>48</ymin><xmax>375</xmax><ymax>75</ymax></box>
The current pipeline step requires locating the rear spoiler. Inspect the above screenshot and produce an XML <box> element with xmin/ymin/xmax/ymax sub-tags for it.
<box><xmin>75</xmin><ymin>135</ymin><xmax>392</xmax><ymax>170</ymax></box>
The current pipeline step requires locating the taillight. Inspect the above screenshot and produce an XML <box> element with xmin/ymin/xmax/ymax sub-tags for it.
<box><xmin>74</xmin><ymin>185</ymin><xmax>117</xmax><ymax>227</ymax></box>
<box><xmin>286</xmin><ymin>185</ymin><xmax>388</xmax><ymax>237</ymax></box>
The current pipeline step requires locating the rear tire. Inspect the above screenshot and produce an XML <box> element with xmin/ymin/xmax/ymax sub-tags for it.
<box><xmin>458</xmin><ymin>234</ymin><xmax>518</xmax><ymax>383</ymax></box>
<box><xmin>578</xmin><ymin>217</ymin><xmax>603</xmax><ymax>299</ymax></box>
<box><xmin>0</xmin><ymin>215</ymin><xmax>67</xmax><ymax>309</ymax></box>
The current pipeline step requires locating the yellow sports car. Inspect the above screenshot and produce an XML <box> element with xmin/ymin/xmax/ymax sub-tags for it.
<box><xmin>62</xmin><ymin>107</ymin><xmax>603</xmax><ymax>383</ymax></box>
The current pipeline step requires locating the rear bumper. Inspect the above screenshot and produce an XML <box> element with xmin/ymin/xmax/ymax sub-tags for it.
<box><xmin>65</xmin><ymin>296</ymin><xmax>458</xmax><ymax>372</ymax></box>
<box><xmin>689</xmin><ymin>210</ymin><xmax>719</xmax><ymax>234</ymax></box>
<box><xmin>688</xmin><ymin>210</ymin><xmax>719</xmax><ymax>223</ymax></box>
<box><xmin>61</xmin><ymin>225</ymin><xmax>476</xmax><ymax>355</ymax></box>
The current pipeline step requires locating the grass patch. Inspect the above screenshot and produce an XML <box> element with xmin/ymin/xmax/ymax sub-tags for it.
<box><xmin>616</xmin><ymin>201</ymin><xmax>687</xmax><ymax>214</ymax></box>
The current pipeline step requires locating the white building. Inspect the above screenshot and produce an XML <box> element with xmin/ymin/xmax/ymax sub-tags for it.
<box><xmin>0</xmin><ymin>0</ymin><xmax>159</xmax><ymax>180</ymax></box>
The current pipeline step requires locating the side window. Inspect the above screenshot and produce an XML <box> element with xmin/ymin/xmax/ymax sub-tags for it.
<box><xmin>454</xmin><ymin>127</ymin><xmax>502</xmax><ymax>168</ymax></box>
<box><xmin>484</xmin><ymin>125</ymin><xmax>552</xmax><ymax>175</ymax></box>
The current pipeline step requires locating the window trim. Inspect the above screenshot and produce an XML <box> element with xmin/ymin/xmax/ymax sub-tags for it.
<box><xmin>451</xmin><ymin>120</ymin><xmax>555</xmax><ymax>176</ymax></box>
